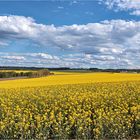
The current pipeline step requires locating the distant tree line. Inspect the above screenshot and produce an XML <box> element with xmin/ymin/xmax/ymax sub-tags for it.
<box><xmin>0</xmin><ymin>69</ymin><xmax>53</xmax><ymax>78</ymax></box>
<box><xmin>0</xmin><ymin>66</ymin><xmax>47</xmax><ymax>71</ymax></box>
<box><xmin>89</xmin><ymin>68</ymin><xmax>140</xmax><ymax>73</ymax></box>
<box><xmin>0</xmin><ymin>66</ymin><xmax>71</xmax><ymax>71</ymax></box>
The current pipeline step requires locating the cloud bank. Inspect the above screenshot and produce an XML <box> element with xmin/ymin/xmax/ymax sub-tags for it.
<box><xmin>0</xmin><ymin>15</ymin><xmax>140</xmax><ymax>68</ymax></box>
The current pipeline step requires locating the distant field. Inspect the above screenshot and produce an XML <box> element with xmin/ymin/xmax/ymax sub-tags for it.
<box><xmin>52</xmin><ymin>71</ymin><xmax>89</xmax><ymax>75</ymax></box>
<box><xmin>0</xmin><ymin>72</ymin><xmax>140</xmax><ymax>88</ymax></box>
<box><xmin>0</xmin><ymin>70</ymin><xmax>33</xmax><ymax>73</ymax></box>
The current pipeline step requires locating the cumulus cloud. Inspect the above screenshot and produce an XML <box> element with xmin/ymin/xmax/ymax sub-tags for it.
<box><xmin>99</xmin><ymin>0</ymin><xmax>140</xmax><ymax>16</ymax></box>
<box><xmin>0</xmin><ymin>15</ymin><xmax>47</xmax><ymax>44</ymax></box>
<box><xmin>0</xmin><ymin>15</ymin><xmax>140</xmax><ymax>68</ymax></box>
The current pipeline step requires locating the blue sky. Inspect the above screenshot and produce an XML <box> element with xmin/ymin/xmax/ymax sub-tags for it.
<box><xmin>0</xmin><ymin>1</ymin><xmax>139</xmax><ymax>25</ymax></box>
<box><xmin>0</xmin><ymin>0</ymin><xmax>140</xmax><ymax>68</ymax></box>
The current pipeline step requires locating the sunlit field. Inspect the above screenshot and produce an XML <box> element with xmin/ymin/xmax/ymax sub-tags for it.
<box><xmin>0</xmin><ymin>72</ymin><xmax>140</xmax><ymax>139</ymax></box>
<box><xmin>0</xmin><ymin>70</ymin><xmax>32</xmax><ymax>73</ymax></box>
<box><xmin>0</xmin><ymin>72</ymin><xmax>140</xmax><ymax>88</ymax></box>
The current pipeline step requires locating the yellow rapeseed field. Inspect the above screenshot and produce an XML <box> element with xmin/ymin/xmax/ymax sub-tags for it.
<box><xmin>0</xmin><ymin>72</ymin><xmax>140</xmax><ymax>139</ymax></box>
<box><xmin>0</xmin><ymin>70</ymin><xmax>32</xmax><ymax>73</ymax></box>
<box><xmin>0</xmin><ymin>72</ymin><xmax>140</xmax><ymax>88</ymax></box>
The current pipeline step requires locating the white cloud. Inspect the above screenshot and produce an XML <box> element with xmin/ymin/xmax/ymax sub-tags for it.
<box><xmin>1</xmin><ymin>55</ymin><xmax>25</xmax><ymax>61</ymax></box>
<box><xmin>85</xmin><ymin>12</ymin><xmax>94</xmax><ymax>16</ymax></box>
<box><xmin>70</xmin><ymin>0</ymin><xmax>78</xmax><ymax>5</ymax></box>
<box><xmin>99</xmin><ymin>0</ymin><xmax>140</xmax><ymax>16</ymax></box>
<box><xmin>0</xmin><ymin>15</ymin><xmax>46</xmax><ymax>43</ymax></box>
<box><xmin>1</xmin><ymin>15</ymin><xmax>140</xmax><ymax>68</ymax></box>
<box><xmin>0</xmin><ymin>51</ymin><xmax>140</xmax><ymax>68</ymax></box>
<box><xmin>58</xmin><ymin>6</ymin><xmax>64</xmax><ymax>9</ymax></box>
<box><xmin>28</xmin><ymin>53</ymin><xmax>59</xmax><ymax>60</ymax></box>
<box><xmin>130</xmin><ymin>10</ymin><xmax>140</xmax><ymax>15</ymax></box>
<box><xmin>0</xmin><ymin>41</ymin><xmax>8</xmax><ymax>46</ymax></box>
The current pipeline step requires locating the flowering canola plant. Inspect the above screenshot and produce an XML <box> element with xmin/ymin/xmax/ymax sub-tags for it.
<box><xmin>0</xmin><ymin>79</ymin><xmax>140</xmax><ymax>139</ymax></box>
